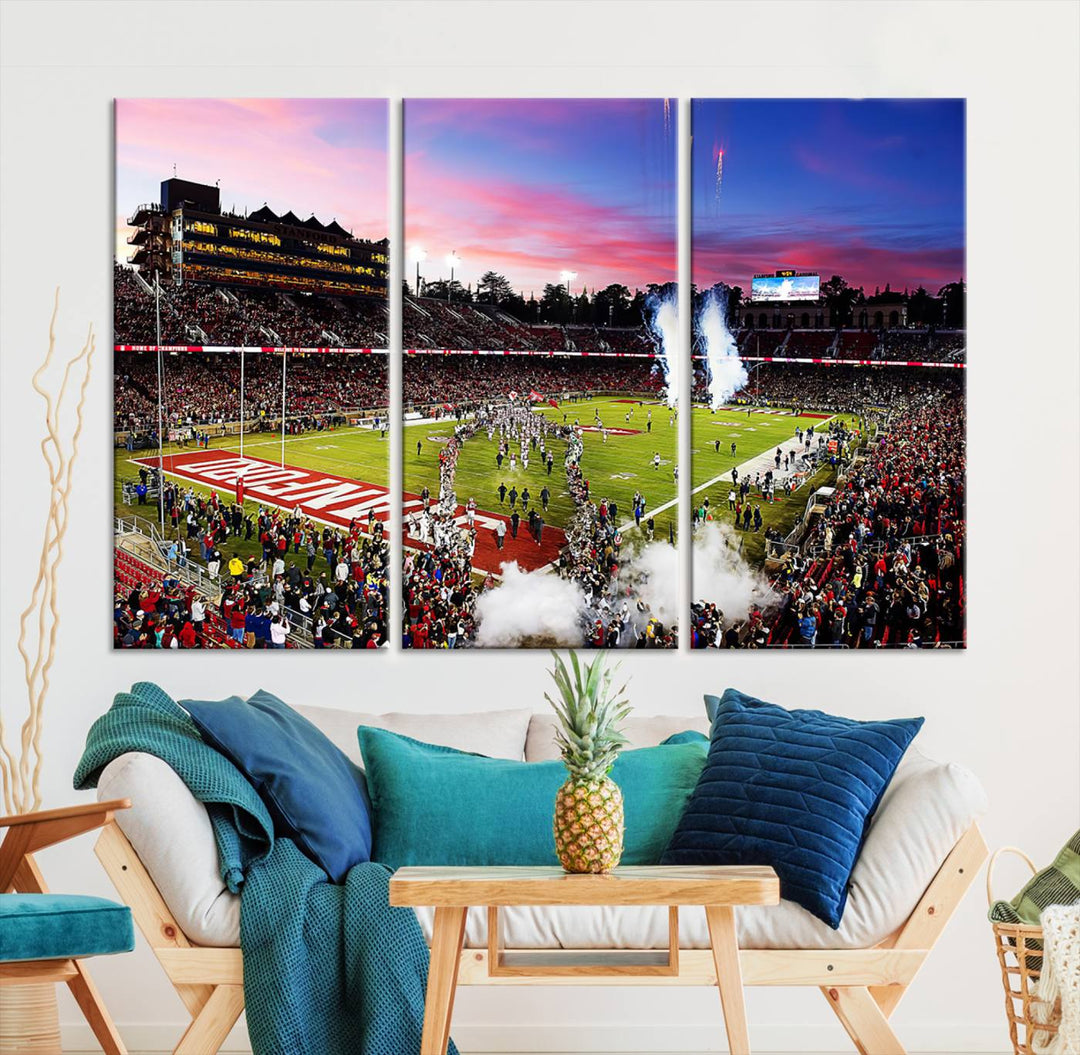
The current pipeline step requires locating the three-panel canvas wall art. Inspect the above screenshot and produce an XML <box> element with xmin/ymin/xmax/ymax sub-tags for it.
<box><xmin>113</xmin><ymin>98</ymin><xmax>966</xmax><ymax>651</ymax></box>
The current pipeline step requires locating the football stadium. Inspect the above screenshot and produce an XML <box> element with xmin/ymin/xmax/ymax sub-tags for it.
<box><xmin>402</xmin><ymin>291</ymin><xmax>681</xmax><ymax>650</ymax></box>
<box><xmin>689</xmin><ymin>281</ymin><xmax>966</xmax><ymax>649</ymax></box>
<box><xmin>690</xmin><ymin>98</ymin><xmax>966</xmax><ymax>650</ymax></box>
<box><xmin>114</xmin><ymin>160</ymin><xmax>390</xmax><ymax>649</ymax></box>
<box><xmin>114</xmin><ymin>342</ymin><xmax>390</xmax><ymax>649</ymax></box>
<box><xmin>401</xmin><ymin>97</ymin><xmax>679</xmax><ymax>650</ymax></box>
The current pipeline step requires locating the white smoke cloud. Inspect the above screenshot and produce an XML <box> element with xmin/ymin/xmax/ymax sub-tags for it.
<box><xmin>473</xmin><ymin>562</ymin><xmax>588</xmax><ymax>648</ymax></box>
<box><xmin>692</xmin><ymin>521</ymin><xmax>775</xmax><ymax>619</ymax></box>
<box><xmin>617</xmin><ymin>539</ymin><xmax>679</xmax><ymax>631</ymax></box>
<box><xmin>698</xmin><ymin>286</ymin><xmax>748</xmax><ymax>409</ymax></box>
<box><xmin>644</xmin><ymin>289</ymin><xmax>680</xmax><ymax>409</ymax></box>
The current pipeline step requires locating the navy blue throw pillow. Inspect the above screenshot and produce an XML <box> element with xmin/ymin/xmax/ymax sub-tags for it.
<box><xmin>662</xmin><ymin>689</ymin><xmax>923</xmax><ymax>928</ymax></box>
<box><xmin>181</xmin><ymin>689</ymin><xmax>371</xmax><ymax>882</ymax></box>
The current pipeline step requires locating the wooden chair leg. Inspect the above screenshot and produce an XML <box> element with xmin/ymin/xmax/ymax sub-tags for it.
<box><xmin>822</xmin><ymin>985</ymin><xmax>906</xmax><ymax>1055</ymax></box>
<box><xmin>705</xmin><ymin>905</ymin><xmax>751</xmax><ymax>1055</ymax></box>
<box><xmin>173</xmin><ymin>983</ymin><xmax>244</xmax><ymax>1055</ymax></box>
<box><xmin>422</xmin><ymin>906</ymin><xmax>467</xmax><ymax>1055</ymax></box>
<box><xmin>872</xmin><ymin>983</ymin><xmax>909</xmax><ymax>1019</ymax></box>
<box><xmin>66</xmin><ymin>960</ymin><xmax>127</xmax><ymax>1055</ymax></box>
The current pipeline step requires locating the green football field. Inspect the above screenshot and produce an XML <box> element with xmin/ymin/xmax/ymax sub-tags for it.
<box><xmin>690</xmin><ymin>403</ymin><xmax>862</xmax><ymax>566</ymax></box>
<box><xmin>403</xmin><ymin>397</ymin><xmax>681</xmax><ymax>540</ymax></box>
<box><xmin>114</xmin><ymin>426</ymin><xmax>388</xmax><ymax>573</ymax></box>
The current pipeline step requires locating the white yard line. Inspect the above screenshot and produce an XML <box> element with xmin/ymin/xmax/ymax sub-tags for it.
<box><xmin>688</xmin><ymin>413</ymin><xmax>837</xmax><ymax>500</ymax></box>
<box><xmin>614</xmin><ymin>412</ymin><xmax>836</xmax><ymax>532</ymax></box>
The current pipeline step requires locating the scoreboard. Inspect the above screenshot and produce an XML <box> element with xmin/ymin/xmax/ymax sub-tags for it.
<box><xmin>751</xmin><ymin>270</ymin><xmax>820</xmax><ymax>302</ymax></box>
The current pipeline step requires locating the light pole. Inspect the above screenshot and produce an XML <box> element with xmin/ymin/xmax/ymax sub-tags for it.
<box><xmin>153</xmin><ymin>269</ymin><xmax>166</xmax><ymax>537</ymax></box>
<box><xmin>560</xmin><ymin>269</ymin><xmax>577</xmax><ymax>322</ymax></box>
<box><xmin>409</xmin><ymin>246</ymin><xmax>427</xmax><ymax>297</ymax></box>
<box><xmin>445</xmin><ymin>251</ymin><xmax>461</xmax><ymax>302</ymax></box>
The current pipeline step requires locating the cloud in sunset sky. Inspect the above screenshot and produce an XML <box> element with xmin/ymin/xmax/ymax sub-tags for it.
<box><xmin>115</xmin><ymin>98</ymin><xmax>387</xmax><ymax>264</ymax></box>
<box><xmin>405</xmin><ymin>99</ymin><xmax>676</xmax><ymax>297</ymax></box>
<box><xmin>692</xmin><ymin>99</ymin><xmax>965</xmax><ymax>294</ymax></box>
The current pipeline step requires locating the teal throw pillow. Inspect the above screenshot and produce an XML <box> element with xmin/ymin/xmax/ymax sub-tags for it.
<box><xmin>357</xmin><ymin>727</ymin><xmax>707</xmax><ymax>870</ymax></box>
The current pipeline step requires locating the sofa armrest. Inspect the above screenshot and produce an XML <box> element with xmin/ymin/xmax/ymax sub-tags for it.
<box><xmin>98</xmin><ymin>753</ymin><xmax>240</xmax><ymax>947</ymax></box>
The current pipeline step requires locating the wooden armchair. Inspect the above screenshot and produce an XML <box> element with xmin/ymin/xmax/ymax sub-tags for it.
<box><xmin>0</xmin><ymin>799</ymin><xmax>134</xmax><ymax>1055</ymax></box>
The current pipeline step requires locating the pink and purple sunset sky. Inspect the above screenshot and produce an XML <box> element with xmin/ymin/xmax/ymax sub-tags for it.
<box><xmin>693</xmin><ymin>98</ymin><xmax>965</xmax><ymax>295</ymax></box>
<box><xmin>405</xmin><ymin>98</ymin><xmax>677</xmax><ymax>297</ymax></box>
<box><xmin>115</xmin><ymin>98</ymin><xmax>387</xmax><ymax>265</ymax></box>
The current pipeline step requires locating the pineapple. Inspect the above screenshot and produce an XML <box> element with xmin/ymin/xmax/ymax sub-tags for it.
<box><xmin>546</xmin><ymin>650</ymin><xmax>632</xmax><ymax>874</ymax></box>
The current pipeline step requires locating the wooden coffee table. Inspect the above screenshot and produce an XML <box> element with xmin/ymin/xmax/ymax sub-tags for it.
<box><xmin>389</xmin><ymin>864</ymin><xmax>780</xmax><ymax>1055</ymax></box>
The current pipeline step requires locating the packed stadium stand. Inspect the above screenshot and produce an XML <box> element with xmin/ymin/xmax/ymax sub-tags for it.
<box><xmin>691</xmin><ymin>368</ymin><xmax>965</xmax><ymax>649</ymax></box>
<box><xmin>692</xmin><ymin>361</ymin><xmax>963</xmax><ymax>412</ymax></box>
<box><xmin>115</xmin><ymin>349</ymin><xmax>387</xmax><ymax>432</ymax></box>
<box><xmin>729</xmin><ymin>326</ymin><xmax>963</xmax><ymax>363</ymax></box>
<box><xmin>404</xmin><ymin>296</ymin><xmax>652</xmax><ymax>354</ymax></box>
<box><xmin>114</xmin><ymin>546</ymin><xmax>242</xmax><ymax>649</ymax></box>
<box><xmin>115</xmin><ymin>473</ymin><xmax>390</xmax><ymax>650</ymax></box>
<box><xmin>403</xmin><ymin>353</ymin><xmax>664</xmax><ymax>411</ymax></box>
<box><xmin>115</xmin><ymin>264</ymin><xmax>388</xmax><ymax>348</ymax></box>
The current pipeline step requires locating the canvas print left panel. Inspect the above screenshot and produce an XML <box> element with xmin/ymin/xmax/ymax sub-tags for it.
<box><xmin>114</xmin><ymin>99</ymin><xmax>390</xmax><ymax>649</ymax></box>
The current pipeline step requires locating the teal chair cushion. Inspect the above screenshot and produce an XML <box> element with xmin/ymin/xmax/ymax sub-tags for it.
<box><xmin>0</xmin><ymin>894</ymin><xmax>135</xmax><ymax>963</ymax></box>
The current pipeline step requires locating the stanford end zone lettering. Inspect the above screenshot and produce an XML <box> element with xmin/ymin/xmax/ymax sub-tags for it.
<box><xmin>134</xmin><ymin>450</ymin><xmax>392</xmax><ymax>528</ymax></box>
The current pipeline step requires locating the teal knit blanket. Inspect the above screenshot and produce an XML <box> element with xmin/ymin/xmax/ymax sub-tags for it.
<box><xmin>74</xmin><ymin>682</ymin><xmax>456</xmax><ymax>1055</ymax></box>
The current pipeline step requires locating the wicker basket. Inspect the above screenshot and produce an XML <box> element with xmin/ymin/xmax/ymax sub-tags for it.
<box><xmin>989</xmin><ymin>846</ymin><xmax>1062</xmax><ymax>1055</ymax></box>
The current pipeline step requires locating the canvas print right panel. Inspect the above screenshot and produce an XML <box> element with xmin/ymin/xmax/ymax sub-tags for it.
<box><xmin>690</xmin><ymin>99</ymin><xmax>966</xmax><ymax>649</ymax></box>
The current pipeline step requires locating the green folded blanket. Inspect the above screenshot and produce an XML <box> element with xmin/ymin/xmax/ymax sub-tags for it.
<box><xmin>75</xmin><ymin>681</ymin><xmax>455</xmax><ymax>1055</ymax></box>
<box><xmin>988</xmin><ymin>830</ymin><xmax>1080</xmax><ymax>926</ymax></box>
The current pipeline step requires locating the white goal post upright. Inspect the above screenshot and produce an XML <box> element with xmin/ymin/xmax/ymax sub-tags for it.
<box><xmin>280</xmin><ymin>347</ymin><xmax>287</xmax><ymax>468</ymax></box>
<box><xmin>239</xmin><ymin>346</ymin><xmax>245</xmax><ymax>460</ymax></box>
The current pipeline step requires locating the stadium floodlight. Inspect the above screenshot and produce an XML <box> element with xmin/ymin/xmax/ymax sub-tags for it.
<box><xmin>409</xmin><ymin>246</ymin><xmax>427</xmax><ymax>296</ymax></box>
<box><xmin>560</xmin><ymin>270</ymin><xmax>578</xmax><ymax>320</ymax></box>
<box><xmin>445</xmin><ymin>251</ymin><xmax>461</xmax><ymax>301</ymax></box>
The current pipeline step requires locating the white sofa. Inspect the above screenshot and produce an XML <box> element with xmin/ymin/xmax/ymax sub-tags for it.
<box><xmin>97</xmin><ymin>704</ymin><xmax>988</xmax><ymax>955</ymax></box>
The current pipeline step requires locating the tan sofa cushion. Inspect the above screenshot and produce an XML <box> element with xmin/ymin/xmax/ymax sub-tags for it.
<box><xmin>295</xmin><ymin>705</ymin><xmax>533</xmax><ymax>765</ymax></box>
<box><xmin>525</xmin><ymin>712</ymin><xmax>710</xmax><ymax>762</ymax></box>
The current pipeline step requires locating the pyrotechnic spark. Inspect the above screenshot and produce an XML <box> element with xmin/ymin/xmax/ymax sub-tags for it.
<box><xmin>697</xmin><ymin>285</ymin><xmax>747</xmax><ymax>410</ymax></box>
<box><xmin>714</xmin><ymin>148</ymin><xmax>724</xmax><ymax>207</ymax></box>
<box><xmin>663</xmin><ymin>98</ymin><xmax>671</xmax><ymax>138</ymax></box>
<box><xmin>644</xmin><ymin>288</ymin><xmax>679</xmax><ymax>410</ymax></box>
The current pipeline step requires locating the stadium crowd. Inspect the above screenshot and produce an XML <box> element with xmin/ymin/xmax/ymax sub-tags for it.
<box><xmin>115</xmin><ymin>264</ymin><xmax>388</xmax><ymax>348</ymax></box>
<box><xmin>403</xmin><ymin>399</ymin><xmax>675</xmax><ymax>648</ymax></box>
<box><xmin>115</xmin><ymin>472</ymin><xmax>388</xmax><ymax>648</ymax></box>
<box><xmin>727</xmin><ymin>325</ymin><xmax>965</xmax><ymax>363</ymax></box>
<box><xmin>404</xmin><ymin>296</ymin><xmax>652</xmax><ymax>355</ymax></box>
<box><xmin>404</xmin><ymin>354</ymin><xmax>663</xmax><ymax>411</ymax></box>
<box><xmin>115</xmin><ymin>349</ymin><xmax>387</xmax><ymax>433</ymax></box>
<box><xmin>693</xmin><ymin>362</ymin><xmax>959</xmax><ymax>415</ymax></box>
<box><xmin>557</xmin><ymin>438</ymin><xmax>676</xmax><ymax>648</ymax></box>
<box><xmin>692</xmin><ymin>375</ymin><xmax>965</xmax><ymax>649</ymax></box>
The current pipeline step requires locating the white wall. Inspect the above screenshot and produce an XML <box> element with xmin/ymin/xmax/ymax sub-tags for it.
<box><xmin>1</xmin><ymin>2</ymin><xmax>1078</xmax><ymax>1051</ymax></box>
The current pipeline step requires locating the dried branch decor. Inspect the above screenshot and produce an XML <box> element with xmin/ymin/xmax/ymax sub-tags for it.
<box><xmin>0</xmin><ymin>291</ymin><xmax>95</xmax><ymax>814</ymax></box>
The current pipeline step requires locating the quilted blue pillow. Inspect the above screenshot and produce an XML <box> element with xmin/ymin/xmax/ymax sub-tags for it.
<box><xmin>662</xmin><ymin>688</ymin><xmax>923</xmax><ymax>928</ymax></box>
<box><xmin>181</xmin><ymin>689</ymin><xmax>371</xmax><ymax>882</ymax></box>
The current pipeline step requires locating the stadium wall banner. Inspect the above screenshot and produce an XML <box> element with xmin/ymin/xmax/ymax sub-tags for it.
<box><xmin>689</xmin><ymin>97</ymin><xmax>966</xmax><ymax>651</ymax></box>
<box><xmin>114</xmin><ymin>97</ymin><xmax>391</xmax><ymax>650</ymax></box>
